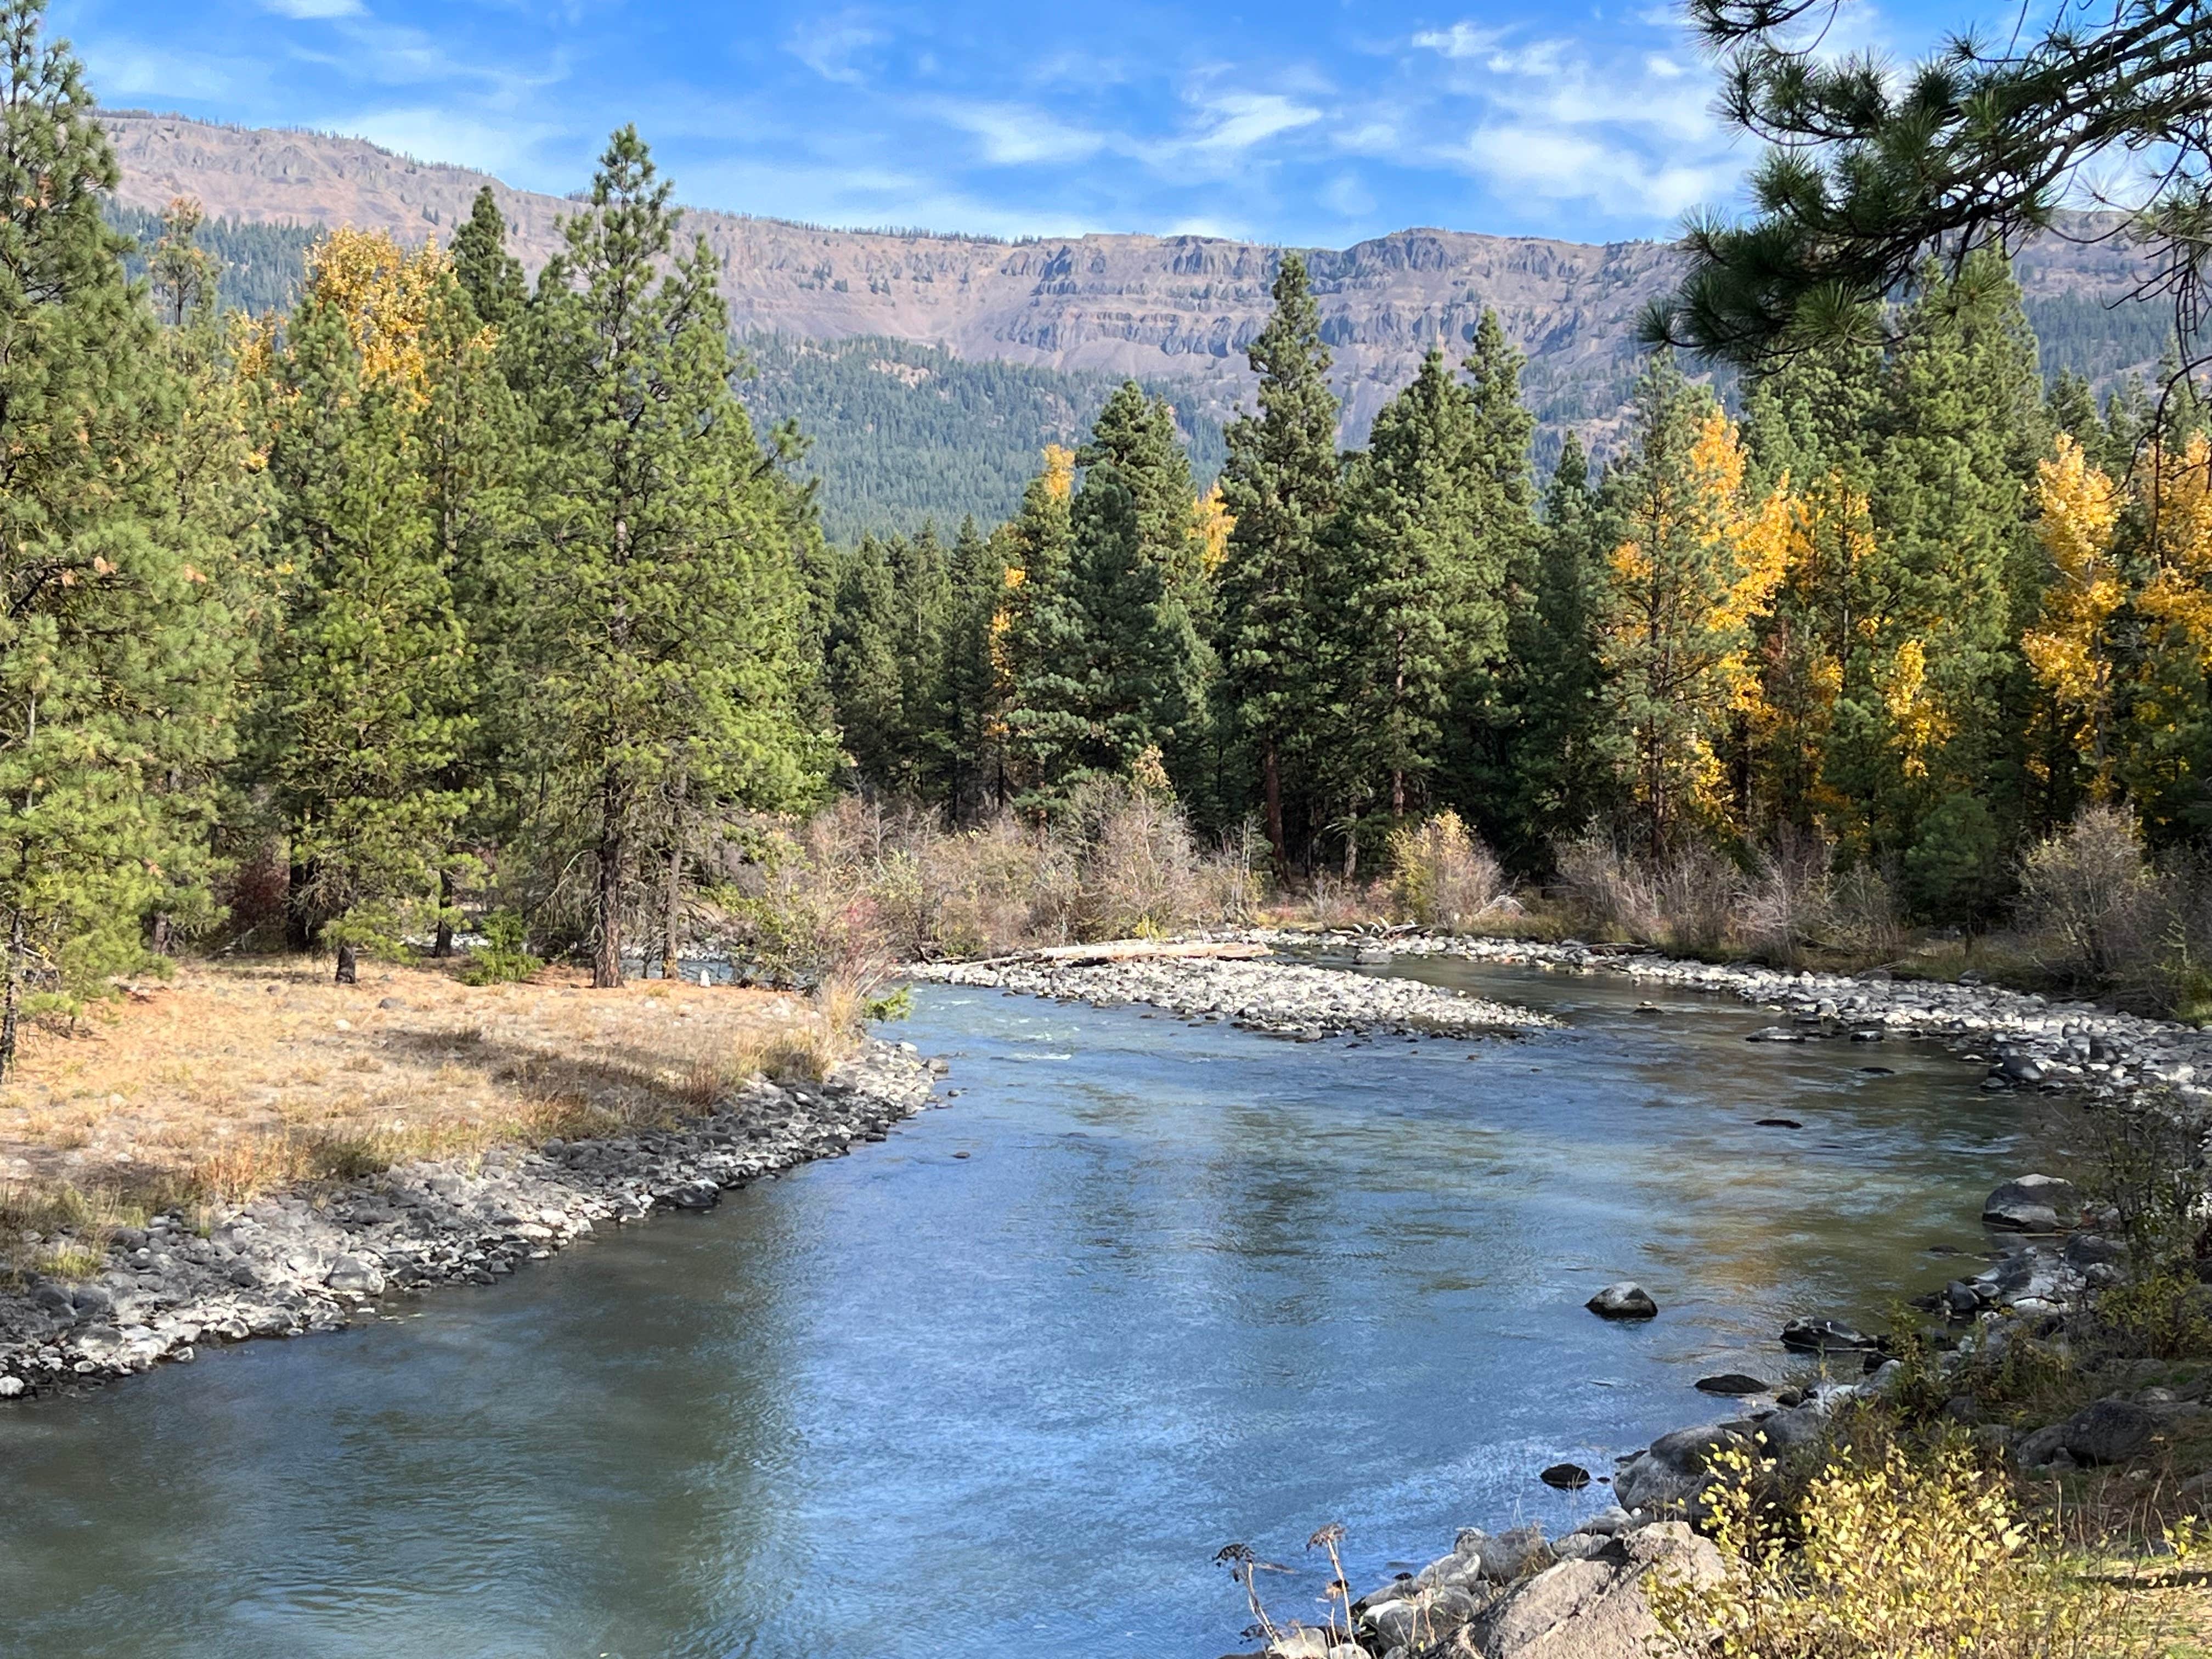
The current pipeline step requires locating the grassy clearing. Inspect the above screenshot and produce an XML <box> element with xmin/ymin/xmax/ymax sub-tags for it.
<box><xmin>0</xmin><ymin>956</ymin><xmax>857</xmax><ymax>1280</ymax></box>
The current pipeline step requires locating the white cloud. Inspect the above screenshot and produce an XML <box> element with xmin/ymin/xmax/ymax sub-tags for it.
<box><xmin>331</xmin><ymin>107</ymin><xmax>558</xmax><ymax>177</ymax></box>
<box><xmin>933</xmin><ymin>101</ymin><xmax>1105</xmax><ymax>166</ymax></box>
<box><xmin>787</xmin><ymin>14</ymin><xmax>885</xmax><ymax>85</ymax></box>
<box><xmin>262</xmin><ymin>0</ymin><xmax>364</xmax><ymax>16</ymax></box>
<box><xmin>1189</xmin><ymin>91</ymin><xmax>1322</xmax><ymax>154</ymax></box>
<box><xmin>1412</xmin><ymin>22</ymin><xmax>1505</xmax><ymax>59</ymax></box>
<box><xmin>1458</xmin><ymin>122</ymin><xmax>1735</xmax><ymax>217</ymax></box>
<box><xmin>82</xmin><ymin>43</ymin><xmax>243</xmax><ymax>100</ymax></box>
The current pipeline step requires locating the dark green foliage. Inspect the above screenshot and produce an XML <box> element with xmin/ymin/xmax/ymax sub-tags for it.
<box><xmin>1904</xmin><ymin>792</ymin><xmax>2009</xmax><ymax>928</ymax></box>
<box><xmin>516</xmin><ymin>126</ymin><xmax>826</xmax><ymax>985</ymax></box>
<box><xmin>934</xmin><ymin>517</ymin><xmax>1010</xmax><ymax>819</ymax></box>
<box><xmin>825</xmin><ymin>537</ymin><xmax>905</xmax><ymax>788</ymax></box>
<box><xmin>252</xmin><ymin>298</ymin><xmax>475</xmax><ymax>978</ymax></box>
<box><xmin>1503</xmin><ymin>435</ymin><xmax>1618</xmax><ymax>855</ymax></box>
<box><xmin>1213</xmin><ymin>253</ymin><xmax>1344</xmax><ymax>866</ymax></box>
<box><xmin>737</xmin><ymin>334</ymin><xmax>1224</xmax><ymax>546</ymax></box>
<box><xmin>108</xmin><ymin>202</ymin><xmax>318</xmax><ymax>315</ymax></box>
<box><xmin>0</xmin><ymin>2</ymin><xmax>252</xmax><ymax>1064</ymax></box>
<box><xmin>458</xmin><ymin>909</ymin><xmax>540</xmax><ymax>985</ymax></box>
<box><xmin>1651</xmin><ymin>0</ymin><xmax>2212</xmax><ymax>379</ymax></box>
<box><xmin>450</xmin><ymin>186</ymin><xmax>525</xmax><ymax>329</ymax></box>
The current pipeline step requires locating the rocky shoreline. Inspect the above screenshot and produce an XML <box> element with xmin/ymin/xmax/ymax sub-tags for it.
<box><xmin>911</xmin><ymin>952</ymin><xmax>1558</xmax><ymax>1040</ymax></box>
<box><xmin>1282</xmin><ymin>926</ymin><xmax>2212</xmax><ymax>1102</ymax></box>
<box><xmin>0</xmin><ymin>1037</ymin><xmax>939</xmax><ymax>1403</ymax></box>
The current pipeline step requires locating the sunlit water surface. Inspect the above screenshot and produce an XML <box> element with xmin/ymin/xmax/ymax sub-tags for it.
<box><xmin>0</xmin><ymin>958</ymin><xmax>2075</xmax><ymax>1658</ymax></box>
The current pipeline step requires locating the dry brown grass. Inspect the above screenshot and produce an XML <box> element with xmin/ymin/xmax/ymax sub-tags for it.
<box><xmin>0</xmin><ymin>957</ymin><xmax>856</xmax><ymax>1269</ymax></box>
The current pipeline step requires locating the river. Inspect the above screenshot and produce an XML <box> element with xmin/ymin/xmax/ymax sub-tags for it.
<box><xmin>0</xmin><ymin>956</ymin><xmax>2074</xmax><ymax>1658</ymax></box>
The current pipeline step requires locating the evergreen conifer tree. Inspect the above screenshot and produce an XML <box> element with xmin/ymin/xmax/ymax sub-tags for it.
<box><xmin>251</xmin><ymin>235</ymin><xmax>476</xmax><ymax>984</ymax></box>
<box><xmin>516</xmin><ymin>128</ymin><xmax>823</xmax><ymax>986</ymax></box>
<box><xmin>825</xmin><ymin>537</ymin><xmax>903</xmax><ymax>789</ymax></box>
<box><xmin>1214</xmin><ymin>253</ymin><xmax>1341</xmax><ymax>867</ymax></box>
<box><xmin>451</xmin><ymin>185</ymin><xmax>527</xmax><ymax>331</ymax></box>
<box><xmin>0</xmin><ymin>1</ymin><xmax>251</xmax><ymax>1065</ymax></box>
<box><xmin>934</xmin><ymin>516</ymin><xmax>1009</xmax><ymax>819</ymax></box>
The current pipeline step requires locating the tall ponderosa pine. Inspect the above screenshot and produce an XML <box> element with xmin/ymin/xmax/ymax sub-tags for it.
<box><xmin>933</xmin><ymin>515</ymin><xmax>1010</xmax><ymax>819</ymax></box>
<box><xmin>1507</xmin><ymin>434</ymin><xmax>1617</xmax><ymax>854</ymax></box>
<box><xmin>1333</xmin><ymin>348</ymin><xmax>1488</xmax><ymax>827</ymax></box>
<box><xmin>1214</xmin><ymin>253</ymin><xmax>1342</xmax><ymax>866</ymax></box>
<box><xmin>0</xmin><ymin>1</ymin><xmax>250</xmax><ymax>1068</ymax></box>
<box><xmin>251</xmin><ymin>232</ymin><xmax>476</xmax><ymax>983</ymax></box>
<box><xmin>518</xmin><ymin>128</ymin><xmax>822</xmax><ymax>987</ymax></box>
<box><xmin>450</xmin><ymin>185</ymin><xmax>527</xmax><ymax>331</ymax></box>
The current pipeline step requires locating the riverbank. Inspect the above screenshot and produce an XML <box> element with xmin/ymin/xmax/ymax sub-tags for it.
<box><xmin>0</xmin><ymin>961</ymin><xmax>940</xmax><ymax>1401</ymax></box>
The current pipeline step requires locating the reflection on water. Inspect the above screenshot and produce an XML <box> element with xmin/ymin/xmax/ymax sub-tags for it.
<box><xmin>0</xmin><ymin>960</ymin><xmax>2076</xmax><ymax>1659</ymax></box>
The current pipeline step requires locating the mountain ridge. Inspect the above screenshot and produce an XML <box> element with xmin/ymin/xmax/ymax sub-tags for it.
<box><xmin>100</xmin><ymin>109</ymin><xmax>2171</xmax><ymax>457</ymax></box>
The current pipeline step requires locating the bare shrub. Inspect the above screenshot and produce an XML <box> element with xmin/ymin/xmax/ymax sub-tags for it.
<box><xmin>2018</xmin><ymin>805</ymin><xmax>2159</xmax><ymax>981</ymax></box>
<box><xmin>1738</xmin><ymin>829</ymin><xmax>1833</xmax><ymax>965</ymax></box>
<box><xmin>1386</xmin><ymin>810</ymin><xmax>1506</xmax><ymax>928</ymax></box>
<box><xmin>1556</xmin><ymin>833</ymin><xmax>1745</xmax><ymax>953</ymax></box>
<box><xmin>1827</xmin><ymin>861</ymin><xmax>1907</xmax><ymax>961</ymax></box>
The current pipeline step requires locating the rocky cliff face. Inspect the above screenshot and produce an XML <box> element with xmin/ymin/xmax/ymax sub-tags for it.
<box><xmin>100</xmin><ymin>110</ymin><xmax>2162</xmax><ymax>440</ymax></box>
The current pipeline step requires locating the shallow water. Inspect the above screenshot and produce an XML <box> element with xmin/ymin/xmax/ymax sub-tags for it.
<box><xmin>0</xmin><ymin>958</ymin><xmax>2076</xmax><ymax>1658</ymax></box>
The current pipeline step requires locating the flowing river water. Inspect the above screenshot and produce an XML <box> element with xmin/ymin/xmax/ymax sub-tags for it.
<box><xmin>0</xmin><ymin>956</ymin><xmax>2077</xmax><ymax>1658</ymax></box>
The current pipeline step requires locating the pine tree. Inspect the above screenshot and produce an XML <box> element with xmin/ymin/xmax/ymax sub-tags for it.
<box><xmin>1440</xmin><ymin>309</ymin><xmax>1539</xmax><ymax>847</ymax></box>
<box><xmin>1508</xmin><ymin>434</ymin><xmax>1616</xmax><ymax>854</ymax></box>
<box><xmin>451</xmin><ymin>185</ymin><xmax>526</xmax><ymax>331</ymax></box>
<box><xmin>0</xmin><ymin>0</ymin><xmax>251</xmax><ymax>1067</ymax></box>
<box><xmin>934</xmin><ymin>515</ymin><xmax>1009</xmax><ymax>819</ymax></box>
<box><xmin>1333</xmin><ymin>348</ymin><xmax>1487</xmax><ymax>826</ymax></box>
<box><xmin>251</xmin><ymin>233</ymin><xmax>475</xmax><ymax>984</ymax></box>
<box><xmin>888</xmin><ymin>522</ymin><xmax>952</xmax><ymax>794</ymax></box>
<box><xmin>516</xmin><ymin>128</ymin><xmax>823</xmax><ymax>987</ymax></box>
<box><xmin>825</xmin><ymin>538</ymin><xmax>903</xmax><ymax>788</ymax></box>
<box><xmin>1214</xmin><ymin>252</ymin><xmax>1341</xmax><ymax>867</ymax></box>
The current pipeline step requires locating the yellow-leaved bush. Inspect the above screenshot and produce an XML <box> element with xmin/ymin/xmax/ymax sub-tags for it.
<box><xmin>1650</xmin><ymin>1442</ymin><xmax>2189</xmax><ymax>1659</ymax></box>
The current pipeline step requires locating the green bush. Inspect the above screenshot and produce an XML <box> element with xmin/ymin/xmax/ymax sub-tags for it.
<box><xmin>458</xmin><ymin>910</ymin><xmax>541</xmax><ymax>986</ymax></box>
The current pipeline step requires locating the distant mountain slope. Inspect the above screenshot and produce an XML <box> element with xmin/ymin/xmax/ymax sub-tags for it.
<box><xmin>738</xmin><ymin>335</ymin><xmax>1224</xmax><ymax>545</ymax></box>
<box><xmin>100</xmin><ymin>110</ymin><xmax>2177</xmax><ymax>517</ymax></box>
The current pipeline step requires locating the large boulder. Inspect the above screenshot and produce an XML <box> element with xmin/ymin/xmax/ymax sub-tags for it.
<box><xmin>1779</xmin><ymin>1317</ymin><xmax>1879</xmax><ymax>1353</ymax></box>
<box><xmin>1615</xmin><ymin>1424</ymin><xmax>1744</xmax><ymax>1514</ymax></box>
<box><xmin>1586</xmin><ymin>1283</ymin><xmax>1658</xmax><ymax>1321</ymax></box>
<box><xmin>2058</xmin><ymin>1398</ymin><xmax>2158</xmax><ymax>1466</ymax></box>
<box><xmin>1983</xmin><ymin>1175</ymin><xmax>2079</xmax><ymax>1232</ymax></box>
<box><xmin>1471</xmin><ymin>1521</ymin><xmax>1725</xmax><ymax>1659</ymax></box>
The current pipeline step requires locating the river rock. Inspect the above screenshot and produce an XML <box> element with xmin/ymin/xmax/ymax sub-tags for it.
<box><xmin>1780</xmin><ymin>1317</ymin><xmax>1878</xmax><ymax>1352</ymax></box>
<box><xmin>1541</xmin><ymin>1463</ymin><xmax>1592</xmax><ymax>1491</ymax></box>
<box><xmin>1615</xmin><ymin>1423</ymin><xmax>1743</xmax><ymax>1513</ymax></box>
<box><xmin>324</xmin><ymin>1255</ymin><xmax>385</xmax><ymax>1296</ymax></box>
<box><xmin>1469</xmin><ymin>1521</ymin><xmax>1724</xmax><ymax>1659</ymax></box>
<box><xmin>1694</xmin><ymin>1373</ymin><xmax>1770</xmax><ymax>1395</ymax></box>
<box><xmin>1586</xmin><ymin>1283</ymin><xmax>1658</xmax><ymax>1321</ymax></box>
<box><xmin>2057</xmin><ymin>1398</ymin><xmax>2158</xmax><ymax>1466</ymax></box>
<box><xmin>1983</xmin><ymin>1175</ymin><xmax>2079</xmax><ymax>1232</ymax></box>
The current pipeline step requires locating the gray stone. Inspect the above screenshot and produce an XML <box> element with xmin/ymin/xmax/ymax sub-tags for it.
<box><xmin>1471</xmin><ymin>1521</ymin><xmax>1724</xmax><ymax>1659</ymax></box>
<box><xmin>1983</xmin><ymin>1174</ymin><xmax>2079</xmax><ymax>1232</ymax></box>
<box><xmin>1586</xmin><ymin>1282</ymin><xmax>1658</xmax><ymax>1320</ymax></box>
<box><xmin>2016</xmin><ymin>1423</ymin><xmax>2069</xmax><ymax>1468</ymax></box>
<box><xmin>1541</xmin><ymin>1463</ymin><xmax>1592</xmax><ymax>1491</ymax></box>
<box><xmin>324</xmin><ymin>1255</ymin><xmax>385</xmax><ymax>1296</ymax></box>
<box><xmin>1780</xmin><ymin>1317</ymin><xmax>1878</xmax><ymax>1352</ymax></box>
<box><xmin>2058</xmin><ymin>1398</ymin><xmax>2158</xmax><ymax>1466</ymax></box>
<box><xmin>0</xmin><ymin>1375</ymin><xmax>23</xmax><ymax>1398</ymax></box>
<box><xmin>1694</xmin><ymin>1373</ymin><xmax>1770</xmax><ymax>1395</ymax></box>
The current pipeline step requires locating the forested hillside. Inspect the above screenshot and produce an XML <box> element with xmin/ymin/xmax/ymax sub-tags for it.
<box><xmin>738</xmin><ymin>335</ymin><xmax>1224</xmax><ymax>543</ymax></box>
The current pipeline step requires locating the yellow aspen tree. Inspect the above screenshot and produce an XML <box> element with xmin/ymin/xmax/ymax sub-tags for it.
<box><xmin>2021</xmin><ymin>433</ymin><xmax>2126</xmax><ymax>797</ymax></box>
<box><xmin>1599</xmin><ymin>365</ymin><xmax>1788</xmax><ymax>847</ymax></box>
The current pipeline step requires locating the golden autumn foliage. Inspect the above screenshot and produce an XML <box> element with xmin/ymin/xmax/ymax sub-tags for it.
<box><xmin>2023</xmin><ymin>433</ymin><xmax>2127</xmax><ymax>796</ymax></box>
<box><xmin>1040</xmin><ymin>442</ymin><xmax>1075</xmax><ymax>503</ymax></box>
<box><xmin>1652</xmin><ymin>1442</ymin><xmax>2188</xmax><ymax>1659</ymax></box>
<box><xmin>1600</xmin><ymin>405</ymin><xmax>1788</xmax><ymax>840</ymax></box>
<box><xmin>1193</xmin><ymin>482</ymin><xmax>1233</xmax><ymax>573</ymax></box>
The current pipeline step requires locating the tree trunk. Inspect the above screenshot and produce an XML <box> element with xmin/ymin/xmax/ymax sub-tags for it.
<box><xmin>286</xmin><ymin>861</ymin><xmax>315</xmax><ymax>953</ymax></box>
<box><xmin>150</xmin><ymin>912</ymin><xmax>174</xmax><ymax>958</ymax></box>
<box><xmin>594</xmin><ymin>770</ymin><xmax>625</xmax><ymax>989</ymax></box>
<box><xmin>0</xmin><ymin>910</ymin><xmax>24</xmax><ymax>1081</ymax></box>
<box><xmin>1262</xmin><ymin>740</ymin><xmax>1287</xmax><ymax>872</ymax></box>
<box><xmin>432</xmin><ymin>868</ymin><xmax>455</xmax><ymax>959</ymax></box>
<box><xmin>1342</xmin><ymin>809</ymin><xmax>1358</xmax><ymax>881</ymax></box>
<box><xmin>334</xmin><ymin>942</ymin><xmax>358</xmax><ymax>985</ymax></box>
<box><xmin>661</xmin><ymin>834</ymin><xmax>682</xmax><ymax>983</ymax></box>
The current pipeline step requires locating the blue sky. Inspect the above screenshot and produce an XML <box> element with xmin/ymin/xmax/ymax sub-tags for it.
<box><xmin>54</xmin><ymin>0</ymin><xmax>1975</xmax><ymax>246</ymax></box>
